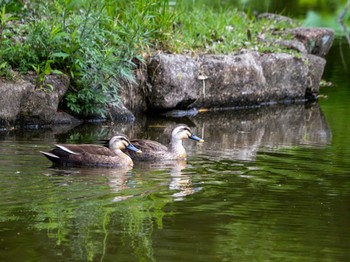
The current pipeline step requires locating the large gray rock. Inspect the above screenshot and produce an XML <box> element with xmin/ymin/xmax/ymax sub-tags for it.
<box><xmin>0</xmin><ymin>74</ymin><xmax>69</xmax><ymax>128</ymax></box>
<box><xmin>147</xmin><ymin>54</ymin><xmax>199</xmax><ymax>110</ymax></box>
<box><xmin>147</xmin><ymin>52</ymin><xmax>326</xmax><ymax>110</ymax></box>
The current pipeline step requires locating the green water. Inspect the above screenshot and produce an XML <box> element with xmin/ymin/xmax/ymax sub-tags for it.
<box><xmin>1</xmin><ymin>39</ymin><xmax>349</xmax><ymax>261</ymax></box>
<box><xmin>2</xmin><ymin>3</ymin><xmax>350</xmax><ymax>261</ymax></box>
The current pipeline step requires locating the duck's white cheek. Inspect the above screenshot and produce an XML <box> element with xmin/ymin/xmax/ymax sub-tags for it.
<box><xmin>182</xmin><ymin>134</ymin><xmax>189</xmax><ymax>139</ymax></box>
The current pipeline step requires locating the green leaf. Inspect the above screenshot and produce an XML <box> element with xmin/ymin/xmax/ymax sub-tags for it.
<box><xmin>51</xmin><ymin>52</ymin><xmax>70</xmax><ymax>59</ymax></box>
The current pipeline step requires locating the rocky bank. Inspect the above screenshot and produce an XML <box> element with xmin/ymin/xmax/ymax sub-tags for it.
<box><xmin>0</xmin><ymin>23</ymin><xmax>334</xmax><ymax>130</ymax></box>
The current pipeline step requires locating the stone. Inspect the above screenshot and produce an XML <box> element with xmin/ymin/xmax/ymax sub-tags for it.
<box><xmin>54</xmin><ymin>111</ymin><xmax>82</xmax><ymax>125</ymax></box>
<box><xmin>147</xmin><ymin>54</ymin><xmax>199</xmax><ymax>111</ymax></box>
<box><xmin>275</xmin><ymin>40</ymin><xmax>308</xmax><ymax>53</ymax></box>
<box><xmin>147</xmin><ymin>51</ymin><xmax>327</xmax><ymax>111</ymax></box>
<box><xmin>0</xmin><ymin>79</ymin><xmax>32</xmax><ymax>124</ymax></box>
<box><xmin>119</xmin><ymin>71</ymin><xmax>148</xmax><ymax>115</ymax></box>
<box><xmin>0</xmin><ymin>74</ymin><xmax>69</xmax><ymax>129</ymax></box>
<box><xmin>257</xmin><ymin>13</ymin><xmax>335</xmax><ymax>57</ymax></box>
<box><xmin>193</xmin><ymin>52</ymin><xmax>266</xmax><ymax>107</ymax></box>
<box><xmin>289</xmin><ymin>27</ymin><xmax>335</xmax><ymax>57</ymax></box>
<box><xmin>108</xmin><ymin>101</ymin><xmax>136</xmax><ymax>122</ymax></box>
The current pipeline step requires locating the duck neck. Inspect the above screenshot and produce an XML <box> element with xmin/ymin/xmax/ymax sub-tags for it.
<box><xmin>114</xmin><ymin>148</ymin><xmax>133</xmax><ymax>166</ymax></box>
<box><xmin>169</xmin><ymin>138</ymin><xmax>186</xmax><ymax>159</ymax></box>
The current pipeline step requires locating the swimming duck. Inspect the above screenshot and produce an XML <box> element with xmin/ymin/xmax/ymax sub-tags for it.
<box><xmin>40</xmin><ymin>135</ymin><xmax>141</xmax><ymax>167</ymax></box>
<box><xmin>125</xmin><ymin>124</ymin><xmax>204</xmax><ymax>161</ymax></box>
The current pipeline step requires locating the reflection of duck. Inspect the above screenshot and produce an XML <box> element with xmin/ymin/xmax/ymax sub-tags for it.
<box><xmin>40</xmin><ymin>135</ymin><xmax>141</xmax><ymax>167</ymax></box>
<box><xmin>126</xmin><ymin>124</ymin><xmax>204</xmax><ymax>161</ymax></box>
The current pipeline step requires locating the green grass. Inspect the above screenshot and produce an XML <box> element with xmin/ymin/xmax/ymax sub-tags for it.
<box><xmin>0</xmin><ymin>0</ymin><xmax>298</xmax><ymax>118</ymax></box>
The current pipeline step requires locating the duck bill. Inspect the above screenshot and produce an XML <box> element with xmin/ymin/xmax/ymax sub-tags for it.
<box><xmin>189</xmin><ymin>134</ymin><xmax>204</xmax><ymax>142</ymax></box>
<box><xmin>126</xmin><ymin>143</ymin><xmax>142</xmax><ymax>154</ymax></box>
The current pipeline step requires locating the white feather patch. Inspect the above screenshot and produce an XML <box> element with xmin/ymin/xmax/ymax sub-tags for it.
<box><xmin>40</xmin><ymin>151</ymin><xmax>60</xmax><ymax>158</ymax></box>
<box><xmin>55</xmin><ymin>144</ymin><xmax>81</xmax><ymax>155</ymax></box>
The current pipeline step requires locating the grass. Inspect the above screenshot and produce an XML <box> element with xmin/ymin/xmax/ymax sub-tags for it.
<box><xmin>0</xmin><ymin>0</ymin><xmax>298</xmax><ymax>118</ymax></box>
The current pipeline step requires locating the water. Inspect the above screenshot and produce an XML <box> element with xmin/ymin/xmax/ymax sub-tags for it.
<box><xmin>2</xmin><ymin>7</ymin><xmax>350</xmax><ymax>262</ymax></box>
<box><xmin>1</xmin><ymin>58</ymin><xmax>350</xmax><ymax>261</ymax></box>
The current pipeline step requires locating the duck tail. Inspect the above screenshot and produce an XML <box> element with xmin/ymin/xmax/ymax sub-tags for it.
<box><xmin>40</xmin><ymin>151</ymin><xmax>60</xmax><ymax>163</ymax></box>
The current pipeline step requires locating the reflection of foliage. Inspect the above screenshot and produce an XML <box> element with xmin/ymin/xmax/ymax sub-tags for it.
<box><xmin>0</xmin><ymin>165</ymin><xmax>174</xmax><ymax>261</ymax></box>
<box><xmin>111</xmin><ymin>194</ymin><xmax>169</xmax><ymax>262</ymax></box>
<box><xmin>186</xmin><ymin>155</ymin><xmax>350</xmax><ymax>260</ymax></box>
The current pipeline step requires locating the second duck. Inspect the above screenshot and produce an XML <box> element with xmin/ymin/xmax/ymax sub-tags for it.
<box><xmin>125</xmin><ymin>124</ymin><xmax>204</xmax><ymax>161</ymax></box>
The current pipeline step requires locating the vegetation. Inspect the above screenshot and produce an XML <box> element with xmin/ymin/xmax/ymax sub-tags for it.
<box><xmin>0</xmin><ymin>0</ymin><xmax>298</xmax><ymax>117</ymax></box>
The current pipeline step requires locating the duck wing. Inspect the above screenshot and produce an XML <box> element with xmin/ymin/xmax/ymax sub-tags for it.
<box><xmin>56</xmin><ymin>144</ymin><xmax>116</xmax><ymax>156</ymax></box>
<box><xmin>124</xmin><ymin>139</ymin><xmax>169</xmax><ymax>161</ymax></box>
<box><xmin>131</xmin><ymin>139</ymin><xmax>168</xmax><ymax>152</ymax></box>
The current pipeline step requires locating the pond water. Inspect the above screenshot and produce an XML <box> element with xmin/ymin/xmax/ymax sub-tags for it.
<box><xmin>1</xmin><ymin>36</ymin><xmax>349</xmax><ymax>261</ymax></box>
<box><xmin>2</xmin><ymin>6</ymin><xmax>350</xmax><ymax>262</ymax></box>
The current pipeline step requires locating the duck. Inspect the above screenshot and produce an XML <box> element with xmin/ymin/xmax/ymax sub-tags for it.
<box><xmin>125</xmin><ymin>124</ymin><xmax>204</xmax><ymax>161</ymax></box>
<box><xmin>40</xmin><ymin>135</ymin><xmax>141</xmax><ymax>167</ymax></box>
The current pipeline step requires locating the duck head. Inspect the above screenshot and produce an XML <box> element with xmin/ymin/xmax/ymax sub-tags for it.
<box><xmin>109</xmin><ymin>135</ymin><xmax>142</xmax><ymax>153</ymax></box>
<box><xmin>172</xmin><ymin>124</ymin><xmax>204</xmax><ymax>142</ymax></box>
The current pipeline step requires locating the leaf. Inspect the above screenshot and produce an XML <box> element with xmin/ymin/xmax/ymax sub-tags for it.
<box><xmin>51</xmin><ymin>52</ymin><xmax>70</xmax><ymax>59</ymax></box>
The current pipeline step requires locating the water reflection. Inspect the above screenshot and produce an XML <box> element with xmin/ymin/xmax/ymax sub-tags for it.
<box><xmin>104</xmin><ymin>103</ymin><xmax>330</xmax><ymax>161</ymax></box>
<box><xmin>134</xmin><ymin>160</ymin><xmax>202</xmax><ymax>201</ymax></box>
<box><xmin>58</xmin><ymin>103</ymin><xmax>331</xmax><ymax>163</ymax></box>
<box><xmin>192</xmin><ymin>103</ymin><xmax>332</xmax><ymax>160</ymax></box>
<box><xmin>0</xmin><ymin>102</ymin><xmax>337</xmax><ymax>262</ymax></box>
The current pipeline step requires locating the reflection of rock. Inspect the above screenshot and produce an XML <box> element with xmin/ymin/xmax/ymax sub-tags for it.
<box><xmin>191</xmin><ymin>103</ymin><xmax>331</xmax><ymax>160</ymax></box>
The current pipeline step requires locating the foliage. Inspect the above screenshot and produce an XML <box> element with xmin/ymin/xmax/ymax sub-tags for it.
<box><xmin>168</xmin><ymin>4</ymin><xmax>297</xmax><ymax>54</ymax></box>
<box><xmin>0</xmin><ymin>0</ymin><xmax>298</xmax><ymax>117</ymax></box>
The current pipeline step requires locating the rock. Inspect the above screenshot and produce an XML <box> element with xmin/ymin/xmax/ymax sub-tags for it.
<box><xmin>54</xmin><ymin>111</ymin><xmax>82</xmax><ymax>125</ymax></box>
<box><xmin>161</xmin><ymin>108</ymin><xmax>199</xmax><ymax>117</ymax></box>
<box><xmin>147</xmin><ymin>51</ymin><xmax>326</xmax><ymax>111</ymax></box>
<box><xmin>0</xmin><ymin>74</ymin><xmax>69</xmax><ymax>129</ymax></box>
<box><xmin>108</xmin><ymin>101</ymin><xmax>136</xmax><ymax>122</ymax></box>
<box><xmin>0</xmin><ymin>23</ymin><xmax>334</xmax><ymax>126</ymax></box>
<box><xmin>147</xmin><ymin>54</ymin><xmax>199</xmax><ymax>111</ymax></box>
<box><xmin>194</xmin><ymin>52</ymin><xmax>266</xmax><ymax>107</ymax></box>
<box><xmin>0</xmin><ymin>79</ymin><xmax>32</xmax><ymax>125</ymax></box>
<box><xmin>289</xmin><ymin>27</ymin><xmax>335</xmax><ymax>57</ymax></box>
<box><xmin>275</xmin><ymin>40</ymin><xmax>308</xmax><ymax>53</ymax></box>
<box><xmin>257</xmin><ymin>13</ymin><xmax>335</xmax><ymax>57</ymax></box>
<box><xmin>118</xmin><ymin>73</ymin><xmax>148</xmax><ymax>117</ymax></box>
<box><xmin>304</xmin><ymin>54</ymin><xmax>326</xmax><ymax>97</ymax></box>
<box><xmin>259</xmin><ymin>53</ymin><xmax>325</xmax><ymax>101</ymax></box>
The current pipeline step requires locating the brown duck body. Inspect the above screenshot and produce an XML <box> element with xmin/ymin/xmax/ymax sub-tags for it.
<box><xmin>41</xmin><ymin>136</ymin><xmax>140</xmax><ymax>167</ymax></box>
<box><xmin>126</xmin><ymin>124</ymin><xmax>204</xmax><ymax>161</ymax></box>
